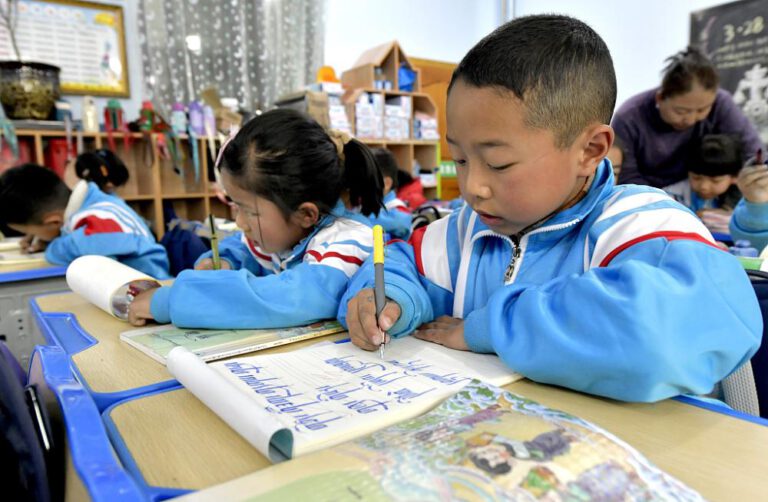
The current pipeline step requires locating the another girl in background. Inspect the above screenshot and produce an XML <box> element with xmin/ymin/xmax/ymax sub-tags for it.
<box><xmin>369</xmin><ymin>147</ymin><xmax>413</xmax><ymax>239</ymax></box>
<box><xmin>68</xmin><ymin>149</ymin><xmax>129</xmax><ymax>193</ymax></box>
<box><xmin>127</xmin><ymin>109</ymin><xmax>383</xmax><ymax>328</ymax></box>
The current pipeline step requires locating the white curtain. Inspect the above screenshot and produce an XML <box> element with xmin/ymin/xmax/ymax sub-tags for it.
<box><xmin>137</xmin><ymin>0</ymin><xmax>325</xmax><ymax>116</ymax></box>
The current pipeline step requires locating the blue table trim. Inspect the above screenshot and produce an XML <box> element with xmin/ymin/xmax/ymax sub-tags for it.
<box><xmin>0</xmin><ymin>265</ymin><xmax>66</xmax><ymax>283</ymax></box>
<box><xmin>31</xmin><ymin>345</ymin><xmax>145</xmax><ymax>501</ymax></box>
<box><xmin>103</xmin><ymin>387</ymin><xmax>193</xmax><ymax>501</ymax></box>
<box><xmin>674</xmin><ymin>395</ymin><xmax>768</xmax><ymax>426</ymax></box>
<box><xmin>30</xmin><ymin>296</ymin><xmax>180</xmax><ymax>411</ymax></box>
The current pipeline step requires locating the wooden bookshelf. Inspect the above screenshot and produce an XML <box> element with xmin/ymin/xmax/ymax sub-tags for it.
<box><xmin>12</xmin><ymin>129</ymin><xmax>223</xmax><ymax>239</ymax></box>
<box><xmin>341</xmin><ymin>41</ymin><xmax>441</xmax><ymax>200</ymax></box>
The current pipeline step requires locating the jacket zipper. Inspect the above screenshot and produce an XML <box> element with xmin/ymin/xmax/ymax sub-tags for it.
<box><xmin>504</xmin><ymin>234</ymin><xmax>521</xmax><ymax>282</ymax></box>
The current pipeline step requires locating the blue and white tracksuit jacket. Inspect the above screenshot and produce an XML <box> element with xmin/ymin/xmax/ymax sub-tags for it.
<box><xmin>340</xmin><ymin>160</ymin><xmax>762</xmax><ymax>402</ymax></box>
<box><xmin>150</xmin><ymin>201</ymin><xmax>373</xmax><ymax>329</ymax></box>
<box><xmin>730</xmin><ymin>198</ymin><xmax>768</xmax><ymax>252</ymax></box>
<box><xmin>46</xmin><ymin>181</ymin><xmax>170</xmax><ymax>279</ymax></box>
<box><xmin>368</xmin><ymin>191</ymin><xmax>412</xmax><ymax>240</ymax></box>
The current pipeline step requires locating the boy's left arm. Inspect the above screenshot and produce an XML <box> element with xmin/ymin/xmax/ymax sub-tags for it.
<box><xmin>462</xmin><ymin>239</ymin><xmax>762</xmax><ymax>402</ymax></box>
<box><xmin>45</xmin><ymin>228</ymin><xmax>148</xmax><ymax>265</ymax></box>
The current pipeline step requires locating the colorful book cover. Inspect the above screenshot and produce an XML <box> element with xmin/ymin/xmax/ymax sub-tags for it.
<box><xmin>228</xmin><ymin>380</ymin><xmax>701</xmax><ymax>501</ymax></box>
<box><xmin>120</xmin><ymin>320</ymin><xmax>345</xmax><ymax>364</ymax></box>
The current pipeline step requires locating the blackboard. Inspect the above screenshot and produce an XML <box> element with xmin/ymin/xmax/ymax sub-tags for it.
<box><xmin>690</xmin><ymin>0</ymin><xmax>768</xmax><ymax>144</ymax></box>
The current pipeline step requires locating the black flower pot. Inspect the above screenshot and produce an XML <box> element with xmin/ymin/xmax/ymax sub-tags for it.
<box><xmin>0</xmin><ymin>61</ymin><xmax>61</xmax><ymax>120</ymax></box>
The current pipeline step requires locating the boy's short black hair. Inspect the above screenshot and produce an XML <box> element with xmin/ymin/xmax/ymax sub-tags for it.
<box><xmin>449</xmin><ymin>14</ymin><xmax>616</xmax><ymax>148</ymax></box>
<box><xmin>0</xmin><ymin>164</ymin><xmax>71</xmax><ymax>225</ymax></box>
<box><xmin>688</xmin><ymin>134</ymin><xmax>742</xmax><ymax>177</ymax></box>
<box><xmin>372</xmin><ymin>148</ymin><xmax>400</xmax><ymax>189</ymax></box>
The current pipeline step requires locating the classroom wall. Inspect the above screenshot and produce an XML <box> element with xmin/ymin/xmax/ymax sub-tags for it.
<box><xmin>324</xmin><ymin>0</ymin><xmax>504</xmax><ymax>72</ymax></box>
<box><xmin>64</xmin><ymin>0</ymin><xmax>733</xmax><ymax>124</ymax></box>
<box><xmin>502</xmin><ymin>0</ymin><xmax>728</xmax><ymax>109</ymax></box>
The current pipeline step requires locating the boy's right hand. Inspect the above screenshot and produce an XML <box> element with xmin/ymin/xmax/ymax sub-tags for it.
<box><xmin>346</xmin><ymin>288</ymin><xmax>401</xmax><ymax>351</ymax></box>
<box><xmin>737</xmin><ymin>164</ymin><xmax>768</xmax><ymax>204</ymax></box>
<box><xmin>194</xmin><ymin>258</ymin><xmax>232</xmax><ymax>270</ymax></box>
<box><xmin>20</xmin><ymin>235</ymin><xmax>48</xmax><ymax>254</ymax></box>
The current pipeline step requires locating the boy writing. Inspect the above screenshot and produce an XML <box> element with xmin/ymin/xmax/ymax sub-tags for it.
<box><xmin>341</xmin><ymin>15</ymin><xmax>761</xmax><ymax>402</ymax></box>
<box><xmin>0</xmin><ymin>164</ymin><xmax>170</xmax><ymax>278</ymax></box>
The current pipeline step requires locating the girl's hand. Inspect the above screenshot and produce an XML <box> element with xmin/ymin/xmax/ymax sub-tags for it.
<box><xmin>195</xmin><ymin>258</ymin><xmax>232</xmax><ymax>270</ymax></box>
<box><xmin>737</xmin><ymin>164</ymin><xmax>768</xmax><ymax>204</ymax></box>
<box><xmin>127</xmin><ymin>288</ymin><xmax>159</xmax><ymax>326</ymax></box>
<box><xmin>413</xmin><ymin>316</ymin><xmax>468</xmax><ymax>350</ymax></box>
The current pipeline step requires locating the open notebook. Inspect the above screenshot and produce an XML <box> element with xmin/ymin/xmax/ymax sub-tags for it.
<box><xmin>0</xmin><ymin>248</ymin><xmax>47</xmax><ymax>266</ymax></box>
<box><xmin>121</xmin><ymin>321</ymin><xmax>345</xmax><ymax>364</ymax></box>
<box><xmin>185</xmin><ymin>380</ymin><xmax>702</xmax><ymax>501</ymax></box>
<box><xmin>167</xmin><ymin>337</ymin><xmax>523</xmax><ymax>462</ymax></box>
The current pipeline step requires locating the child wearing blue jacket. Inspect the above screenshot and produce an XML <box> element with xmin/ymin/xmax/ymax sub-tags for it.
<box><xmin>127</xmin><ymin>109</ymin><xmax>384</xmax><ymax>329</ymax></box>
<box><xmin>341</xmin><ymin>15</ymin><xmax>762</xmax><ymax>403</ymax></box>
<box><xmin>730</xmin><ymin>157</ymin><xmax>768</xmax><ymax>251</ymax></box>
<box><xmin>369</xmin><ymin>147</ymin><xmax>412</xmax><ymax>239</ymax></box>
<box><xmin>0</xmin><ymin>163</ymin><xmax>169</xmax><ymax>279</ymax></box>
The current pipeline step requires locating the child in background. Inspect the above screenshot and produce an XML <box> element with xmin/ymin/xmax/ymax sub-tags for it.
<box><xmin>341</xmin><ymin>15</ymin><xmax>760</xmax><ymax>403</ymax></box>
<box><xmin>396</xmin><ymin>170</ymin><xmax>427</xmax><ymax>209</ymax></box>
<box><xmin>0</xmin><ymin>163</ymin><xmax>170</xmax><ymax>278</ymax></box>
<box><xmin>70</xmin><ymin>149</ymin><xmax>129</xmax><ymax>193</ymax></box>
<box><xmin>126</xmin><ymin>109</ymin><xmax>383</xmax><ymax>329</ymax></box>
<box><xmin>369</xmin><ymin>148</ymin><xmax>413</xmax><ymax>239</ymax></box>
<box><xmin>730</xmin><ymin>154</ymin><xmax>768</xmax><ymax>251</ymax></box>
<box><xmin>663</xmin><ymin>134</ymin><xmax>742</xmax><ymax>234</ymax></box>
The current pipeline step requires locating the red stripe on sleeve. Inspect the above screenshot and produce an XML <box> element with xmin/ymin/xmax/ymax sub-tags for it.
<box><xmin>74</xmin><ymin>215</ymin><xmax>123</xmax><ymax>235</ymax></box>
<box><xmin>409</xmin><ymin>226</ymin><xmax>428</xmax><ymax>276</ymax></box>
<box><xmin>306</xmin><ymin>250</ymin><xmax>364</xmax><ymax>265</ymax></box>
<box><xmin>599</xmin><ymin>231</ymin><xmax>719</xmax><ymax>267</ymax></box>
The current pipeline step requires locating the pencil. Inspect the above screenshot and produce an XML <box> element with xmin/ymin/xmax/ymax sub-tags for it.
<box><xmin>209</xmin><ymin>214</ymin><xmax>221</xmax><ymax>270</ymax></box>
<box><xmin>373</xmin><ymin>225</ymin><xmax>386</xmax><ymax>359</ymax></box>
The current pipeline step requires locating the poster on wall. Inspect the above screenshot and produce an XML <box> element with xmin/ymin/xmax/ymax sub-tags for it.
<box><xmin>0</xmin><ymin>0</ymin><xmax>129</xmax><ymax>97</ymax></box>
<box><xmin>690</xmin><ymin>0</ymin><xmax>768</xmax><ymax>144</ymax></box>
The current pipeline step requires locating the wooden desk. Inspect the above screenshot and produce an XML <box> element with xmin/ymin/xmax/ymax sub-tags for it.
<box><xmin>107</xmin><ymin>378</ymin><xmax>767</xmax><ymax>500</ymax></box>
<box><xmin>0</xmin><ymin>261</ymin><xmax>66</xmax><ymax>368</ymax></box>
<box><xmin>33</xmin><ymin>291</ymin><xmax>176</xmax><ymax>402</ymax></box>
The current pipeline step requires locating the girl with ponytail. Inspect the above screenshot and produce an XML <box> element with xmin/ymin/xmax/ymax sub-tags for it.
<box><xmin>127</xmin><ymin>108</ymin><xmax>384</xmax><ymax>329</ymax></box>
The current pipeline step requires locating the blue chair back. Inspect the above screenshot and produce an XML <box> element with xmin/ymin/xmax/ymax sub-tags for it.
<box><xmin>747</xmin><ymin>269</ymin><xmax>768</xmax><ymax>417</ymax></box>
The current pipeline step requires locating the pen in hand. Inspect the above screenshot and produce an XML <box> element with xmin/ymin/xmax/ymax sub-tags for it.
<box><xmin>208</xmin><ymin>214</ymin><xmax>221</xmax><ymax>270</ymax></box>
<box><xmin>373</xmin><ymin>225</ymin><xmax>386</xmax><ymax>359</ymax></box>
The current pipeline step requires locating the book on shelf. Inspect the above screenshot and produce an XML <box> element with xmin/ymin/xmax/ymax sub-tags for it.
<box><xmin>188</xmin><ymin>380</ymin><xmax>702</xmax><ymax>501</ymax></box>
<box><xmin>121</xmin><ymin>320</ymin><xmax>345</xmax><ymax>364</ymax></box>
<box><xmin>166</xmin><ymin>337</ymin><xmax>523</xmax><ymax>462</ymax></box>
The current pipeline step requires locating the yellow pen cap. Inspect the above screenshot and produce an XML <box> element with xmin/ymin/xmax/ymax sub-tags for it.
<box><xmin>373</xmin><ymin>225</ymin><xmax>384</xmax><ymax>264</ymax></box>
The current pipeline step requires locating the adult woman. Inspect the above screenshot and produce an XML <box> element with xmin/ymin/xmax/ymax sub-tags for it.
<box><xmin>612</xmin><ymin>47</ymin><xmax>762</xmax><ymax>187</ymax></box>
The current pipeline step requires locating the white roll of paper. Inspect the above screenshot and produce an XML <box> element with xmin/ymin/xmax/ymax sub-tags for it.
<box><xmin>66</xmin><ymin>255</ymin><xmax>159</xmax><ymax>319</ymax></box>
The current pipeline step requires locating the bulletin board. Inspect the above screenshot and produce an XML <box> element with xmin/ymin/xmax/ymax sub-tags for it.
<box><xmin>690</xmin><ymin>0</ymin><xmax>768</xmax><ymax>144</ymax></box>
<box><xmin>0</xmin><ymin>0</ymin><xmax>129</xmax><ymax>97</ymax></box>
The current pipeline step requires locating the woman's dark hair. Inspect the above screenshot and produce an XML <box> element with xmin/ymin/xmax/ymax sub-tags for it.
<box><xmin>220</xmin><ymin>109</ymin><xmax>383</xmax><ymax>217</ymax></box>
<box><xmin>75</xmin><ymin>149</ymin><xmax>129</xmax><ymax>190</ymax></box>
<box><xmin>660</xmin><ymin>46</ymin><xmax>719</xmax><ymax>99</ymax></box>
